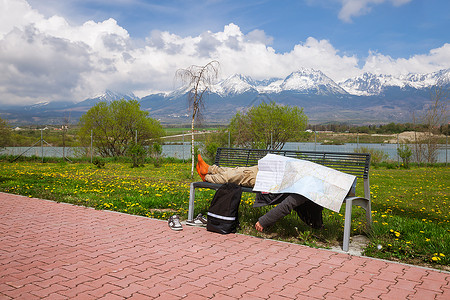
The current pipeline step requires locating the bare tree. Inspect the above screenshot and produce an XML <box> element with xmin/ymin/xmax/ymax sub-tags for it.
<box><xmin>176</xmin><ymin>61</ymin><xmax>220</xmax><ymax>178</ymax></box>
<box><xmin>424</xmin><ymin>86</ymin><xmax>448</xmax><ymax>163</ymax></box>
<box><xmin>412</xmin><ymin>85</ymin><xmax>448</xmax><ymax>164</ymax></box>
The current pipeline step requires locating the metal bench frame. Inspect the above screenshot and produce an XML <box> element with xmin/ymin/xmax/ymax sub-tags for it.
<box><xmin>188</xmin><ymin>147</ymin><xmax>372</xmax><ymax>252</ymax></box>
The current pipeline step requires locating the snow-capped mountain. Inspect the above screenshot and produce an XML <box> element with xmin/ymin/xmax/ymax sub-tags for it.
<box><xmin>138</xmin><ymin>67</ymin><xmax>449</xmax><ymax>123</ymax></box>
<box><xmin>3</xmin><ymin>68</ymin><xmax>449</xmax><ymax>125</ymax></box>
<box><xmin>339</xmin><ymin>69</ymin><xmax>450</xmax><ymax>96</ymax></box>
<box><xmin>166</xmin><ymin>67</ymin><xmax>449</xmax><ymax>99</ymax></box>
<box><xmin>279</xmin><ymin>68</ymin><xmax>348</xmax><ymax>95</ymax></box>
<box><xmin>198</xmin><ymin>68</ymin><xmax>348</xmax><ymax>96</ymax></box>
<box><xmin>71</xmin><ymin>90</ymin><xmax>137</xmax><ymax>109</ymax></box>
<box><xmin>212</xmin><ymin>74</ymin><xmax>258</xmax><ymax>95</ymax></box>
<box><xmin>339</xmin><ymin>73</ymin><xmax>386</xmax><ymax>96</ymax></box>
<box><xmin>91</xmin><ymin>90</ymin><xmax>136</xmax><ymax>102</ymax></box>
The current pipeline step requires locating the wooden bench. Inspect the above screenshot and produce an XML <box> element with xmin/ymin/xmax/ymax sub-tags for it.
<box><xmin>188</xmin><ymin>147</ymin><xmax>372</xmax><ymax>252</ymax></box>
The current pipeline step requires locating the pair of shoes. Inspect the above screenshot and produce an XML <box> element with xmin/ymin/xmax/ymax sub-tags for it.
<box><xmin>186</xmin><ymin>214</ymin><xmax>207</xmax><ymax>227</ymax></box>
<box><xmin>168</xmin><ymin>215</ymin><xmax>183</xmax><ymax>231</ymax></box>
<box><xmin>196</xmin><ymin>154</ymin><xmax>209</xmax><ymax>181</ymax></box>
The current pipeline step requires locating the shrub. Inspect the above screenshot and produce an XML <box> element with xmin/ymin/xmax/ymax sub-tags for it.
<box><xmin>397</xmin><ymin>144</ymin><xmax>412</xmax><ymax>168</ymax></box>
<box><xmin>92</xmin><ymin>157</ymin><xmax>106</xmax><ymax>168</ymax></box>
<box><xmin>127</xmin><ymin>143</ymin><xmax>147</xmax><ymax>168</ymax></box>
<box><xmin>151</xmin><ymin>142</ymin><xmax>162</xmax><ymax>168</ymax></box>
<box><xmin>354</xmin><ymin>146</ymin><xmax>389</xmax><ymax>164</ymax></box>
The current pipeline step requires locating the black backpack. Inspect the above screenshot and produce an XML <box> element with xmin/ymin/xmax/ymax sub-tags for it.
<box><xmin>207</xmin><ymin>183</ymin><xmax>242</xmax><ymax>234</ymax></box>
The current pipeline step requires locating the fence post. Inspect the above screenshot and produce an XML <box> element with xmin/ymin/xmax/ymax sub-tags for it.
<box><xmin>271</xmin><ymin>131</ymin><xmax>273</xmax><ymax>150</ymax></box>
<box><xmin>397</xmin><ymin>133</ymin><xmax>400</xmax><ymax>167</ymax></box>
<box><xmin>314</xmin><ymin>127</ymin><xmax>317</xmax><ymax>151</ymax></box>
<box><xmin>90</xmin><ymin>129</ymin><xmax>93</xmax><ymax>163</ymax></box>
<box><xmin>40</xmin><ymin>129</ymin><xmax>44</xmax><ymax>163</ymax></box>
<box><xmin>356</xmin><ymin>132</ymin><xmax>359</xmax><ymax>150</ymax></box>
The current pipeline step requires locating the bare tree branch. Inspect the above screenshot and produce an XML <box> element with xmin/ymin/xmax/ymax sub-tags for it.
<box><xmin>175</xmin><ymin>61</ymin><xmax>220</xmax><ymax>178</ymax></box>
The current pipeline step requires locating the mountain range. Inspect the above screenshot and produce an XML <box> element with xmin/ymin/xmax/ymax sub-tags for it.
<box><xmin>1</xmin><ymin>67</ymin><xmax>449</xmax><ymax>125</ymax></box>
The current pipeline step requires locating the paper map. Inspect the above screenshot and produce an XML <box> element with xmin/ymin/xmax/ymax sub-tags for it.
<box><xmin>253</xmin><ymin>154</ymin><xmax>356</xmax><ymax>212</ymax></box>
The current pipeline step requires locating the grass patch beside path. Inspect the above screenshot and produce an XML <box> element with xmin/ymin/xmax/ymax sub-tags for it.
<box><xmin>0</xmin><ymin>160</ymin><xmax>448</xmax><ymax>270</ymax></box>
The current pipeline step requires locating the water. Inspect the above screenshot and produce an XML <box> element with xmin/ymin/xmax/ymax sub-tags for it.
<box><xmin>1</xmin><ymin>142</ymin><xmax>448</xmax><ymax>163</ymax></box>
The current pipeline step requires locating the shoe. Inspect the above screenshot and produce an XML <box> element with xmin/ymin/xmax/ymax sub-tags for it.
<box><xmin>186</xmin><ymin>214</ymin><xmax>207</xmax><ymax>227</ymax></box>
<box><xmin>168</xmin><ymin>215</ymin><xmax>183</xmax><ymax>231</ymax></box>
<box><xmin>196</xmin><ymin>154</ymin><xmax>209</xmax><ymax>181</ymax></box>
<box><xmin>196</xmin><ymin>162</ymin><xmax>206</xmax><ymax>181</ymax></box>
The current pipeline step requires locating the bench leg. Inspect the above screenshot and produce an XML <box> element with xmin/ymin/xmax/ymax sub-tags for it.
<box><xmin>365</xmin><ymin>201</ymin><xmax>372</xmax><ymax>230</ymax></box>
<box><xmin>188</xmin><ymin>183</ymin><xmax>195</xmax><ymax>221</ymax></box>
<box><xmin>343</xmin><ymin>198</ymin><xmax>353</xmax><ymax>252</ymax></box>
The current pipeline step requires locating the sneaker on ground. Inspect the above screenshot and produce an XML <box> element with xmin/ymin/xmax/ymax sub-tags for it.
<box><xmin>168</xmin><ymin>215</ymin><xmax>183</xmax><ymax>231</ymax></box>
<box><xmin>186</xmin><ymin>213</ymin><xmax>207</xmax><ymax>227</ymax></box>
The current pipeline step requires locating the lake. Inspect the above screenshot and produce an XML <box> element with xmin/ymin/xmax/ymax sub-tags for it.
<box><xmin>2</xmin><ymin>142</ymin><xmax>448</xmax><ymax>163</ymax></box>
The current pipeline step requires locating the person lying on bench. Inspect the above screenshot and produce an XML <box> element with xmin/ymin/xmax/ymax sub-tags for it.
<box><xmin>196</xmin><ymin>154</ymin><xmax>323</xmax><ymax>232</ymax></box>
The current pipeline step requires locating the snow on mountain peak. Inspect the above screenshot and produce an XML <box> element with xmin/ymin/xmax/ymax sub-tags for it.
<box><xmin>166</xmin><ymin>68</ymin><xmax>450</xmax><ymax>100</ymax></box>
<box><xmin>93</xmin><ymin>90</ymin><xmax>136</xmax><ymax>102</ymax></box>
<box><xmin>280</xmin><ymin>68</ymin><xmax>348</xmax><ymax>95</ymax></box>
<box><xmin>436</xmin><ymin>68</ymin><xmax>450</xmax><ymax>86</ymax></box>
<box><xmin>213</xmin><ymin>74</ymin><xmax>257</xmax><ymax>95</ymax></box>
<box><xmin>339</xmin><ymin>72</ymin><xmax>384</xmax><ymax>96</ymax></box>
<box><xmin>339</xmin><ymin>68</ymin><xmax>450</xmax><ymax>96</ymax></box>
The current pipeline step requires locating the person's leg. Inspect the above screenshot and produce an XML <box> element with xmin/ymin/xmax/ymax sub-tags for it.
<box><xmin>256</xmin><ymin>194</ymin><xmax>307</xmax><ymax>231</ymax></box>
<box><xmin>205</xmin><ymin>165</ymin><xmax>257</xmax><ymax>187</ymax></box>
<box><xmin>204</xmin><ymin>165</ymin><xmax>230</xmax><ymax>184</ymax></box>
<box><xmin>294</xmin><ymin>200</ymin><xmax>324</xmax><ymax>229</ymax></box>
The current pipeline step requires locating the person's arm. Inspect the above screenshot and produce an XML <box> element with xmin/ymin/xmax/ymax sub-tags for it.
<box><xmin>257</xmin><ymin>194</ymin><xmax>307</xmax><ymax>230</ymax></box>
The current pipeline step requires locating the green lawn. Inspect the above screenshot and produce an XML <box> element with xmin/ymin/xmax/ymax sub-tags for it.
<box><xmin>0</xmin><ymin>159</ymin><xmax>448</xmax><ymax>270</ymax></box>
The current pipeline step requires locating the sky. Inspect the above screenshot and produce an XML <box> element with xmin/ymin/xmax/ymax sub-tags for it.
<box><xmin>0</xmin><ymin>0</ymin><xmax>449</xmax><ymax>106</ymax></box>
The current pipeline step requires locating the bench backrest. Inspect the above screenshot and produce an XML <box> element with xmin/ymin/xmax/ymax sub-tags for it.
<box><xmin>214</xmin><ymin>147</ymin><xmax>371</xmax><ymax>199</ymax></box>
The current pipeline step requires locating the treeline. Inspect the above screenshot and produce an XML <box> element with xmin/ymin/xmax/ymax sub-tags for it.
<box><xmin>307</xmin><ymin>122</ymin><xmax>449</xmax><ymax>135</ymax></box>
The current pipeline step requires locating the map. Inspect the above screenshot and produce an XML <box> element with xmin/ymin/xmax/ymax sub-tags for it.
<box><xmin>253</xmin><ymin>154</ymin><xmax>356</xmax><ymax>212</ymax></box>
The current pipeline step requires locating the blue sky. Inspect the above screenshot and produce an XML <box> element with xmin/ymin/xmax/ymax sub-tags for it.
<box><xmin>1</xmin><ymin>0</ymin><xmax>449</xmax><ymax>105</ymax></box>
<box><xmin>27</xmin><ymin>0</ymin><xmax>449</xmax><ymax>58</ymax></box>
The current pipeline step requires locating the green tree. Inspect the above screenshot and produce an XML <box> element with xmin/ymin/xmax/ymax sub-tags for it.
<box><xmin>229</xmin><ymin>101</ymin><xmax>308</xmax><ymax>150</ymax></box>
<box><xmin>0</xmin><ymin>117</ymin><xmax>12</xmax><ymax>148</ymax></box>
<box><xmin>175</xmin><ymin>61</ymin><xmax>220</xmax><ymax>178</ymax></box>
<box><xmin>78</xmin><ymin>99</ymin><xmax>164</xmax><ymax>157</ymax></box>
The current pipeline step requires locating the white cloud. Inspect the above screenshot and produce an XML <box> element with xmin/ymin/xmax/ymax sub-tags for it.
<box><xmin>0</xmin><ymin>0</ymin><xmax>448</xmax><ymax>106</ymax></box>
<box><xmin>338</xmin><ymin>0</ymin><xmax>412</xmax><ymax>23</ymax></box>
<box><xmin>363</xmin><ymin>43</ymin><xmax>450</xmax><ymax>75</ymax></box>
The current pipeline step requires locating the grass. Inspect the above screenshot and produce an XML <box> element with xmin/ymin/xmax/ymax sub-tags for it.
<box><xmin>0</xmin><ymin>158</ymin><xmax>448</xmax><ymax>270</ymax></box>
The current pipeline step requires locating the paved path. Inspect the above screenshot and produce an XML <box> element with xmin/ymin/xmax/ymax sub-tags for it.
<box><xmin>0</xmin><ymin>192</ymin><xmax>449</xmax><ymax>299</ymax></box>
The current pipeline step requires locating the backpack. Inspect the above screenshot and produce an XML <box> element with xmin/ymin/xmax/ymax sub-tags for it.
<box><xmin>207</xmin><ymin>183</ymin><xmax>242</xmax><ymax>234</ymax></box>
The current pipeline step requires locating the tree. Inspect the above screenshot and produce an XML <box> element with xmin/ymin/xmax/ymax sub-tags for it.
<box><xmin>0</xmin><ymin>117</ymin><xmax>12</xmax><ymax>148</ymax></box>
<box><xmin>78</xmin><ymin>99</ymin><xmax>164</xmax><ymax>157</ymax></box>
<box><xmin>176</xmin><ymin>61</ymin><xmax>220</xmax><ymax>178</ymax></box>
<box><xmin>412</xmin><ymin>85</ymin><xmax>448</xmax><ymax>164</ymax></box>
<box><xmin>229</xmin><ymin>101</ymin><xmax>308</xmax><ymax>150</ymax></box>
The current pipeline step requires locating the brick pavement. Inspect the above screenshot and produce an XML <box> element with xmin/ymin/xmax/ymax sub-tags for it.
<box><xmin>0</xmin><ymin>192</ymin><xmax>449</xmax><ymax>299</ymax></box>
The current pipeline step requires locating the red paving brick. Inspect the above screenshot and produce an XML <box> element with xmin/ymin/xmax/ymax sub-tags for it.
<box><xmin>1</xmin><ymin>192</ymin><xmax>449</xmax><ymax>299</ymax></box>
